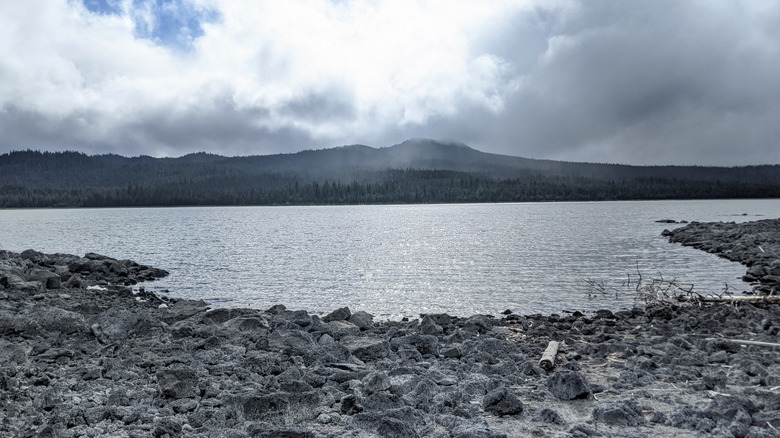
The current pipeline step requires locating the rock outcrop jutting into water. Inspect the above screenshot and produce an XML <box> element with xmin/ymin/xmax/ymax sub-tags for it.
<box><xmin>663</xmin><ymin>218</ymin><xmax>780</xmax><ymax>295</ymax></box>
<box><xmin>1</xmin><ymin>241</ymin><xmax>779</xmax><ymax>437</ymax></box>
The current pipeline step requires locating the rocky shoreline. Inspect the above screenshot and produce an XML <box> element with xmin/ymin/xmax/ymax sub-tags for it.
<box><xmin>1</xmin><ymin>227</ymin><xmax>780</xmax><ymax>437</ymax></box>
<box><xmin>663</xmin><ymin>218</ymin><xmax>780</xmax><ymax>295</ymax></box>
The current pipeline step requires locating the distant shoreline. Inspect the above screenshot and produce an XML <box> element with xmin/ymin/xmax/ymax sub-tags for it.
<box><xmin>3</xmin><ymin>142</ymin><xmax>779</xmax><ymax>208</ymax></box>
<box><xmin>2</xmin><ymin>196</ymin><xmax>779</xmax><ymax>210</ymax></box>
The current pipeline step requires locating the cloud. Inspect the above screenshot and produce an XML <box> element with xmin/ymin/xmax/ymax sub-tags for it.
<box><xmin>0</xmin><ymin>0</ymin><xmax>779</xmax><ymax>165</ymax></box>
<box><xmin>446</xmin><ymin>0</ymin><xmax>780</xmax><ymax>165</ymax></box>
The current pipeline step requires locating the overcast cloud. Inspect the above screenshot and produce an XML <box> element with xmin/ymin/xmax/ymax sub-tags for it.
<box><xmin>1</xmin><ymin>0</ymin><xmax>779</xmax><ymax>165</ymax></box>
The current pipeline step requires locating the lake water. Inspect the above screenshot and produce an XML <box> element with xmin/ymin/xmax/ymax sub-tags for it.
<box><xmin>1</xmin><ymin>200</ymin><xmax>778</xmax><ymax>318</ymax></box>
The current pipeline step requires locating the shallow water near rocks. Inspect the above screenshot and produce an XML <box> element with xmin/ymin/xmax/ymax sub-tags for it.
<box><xmin>1</xmin><ymin>199</ymin><xmax>778</xmax><ymax>318</ymax></box>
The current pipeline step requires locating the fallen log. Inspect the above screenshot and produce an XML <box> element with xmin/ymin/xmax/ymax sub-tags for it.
<box><xmin>705</xmin><ymin>338</ymin><xmax>780</xmax><ymax>348</ymax></box>
<box><xmin>677</xmin><ymin>295</ymin><xmax>780</xmax><ymax>304</ymax></box>
<box><xmin>539</xmin><ymin>341</ymin><xmax>560</xmax><ymax>371</ymax></box>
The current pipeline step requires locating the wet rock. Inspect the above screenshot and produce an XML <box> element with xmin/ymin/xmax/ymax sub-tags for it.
<box><xmin>323</xmin><ymin>306</ymin><xmax>351</xmax><ymax>322</ymax></box>
<box><xmin>284</xmin><ymin>309</ymin><xmax>313</xmax><ymax>327</ymax></box>
<box><xmin>266</xmin><ymin>304</ymin><xmax>287</xmax><ymax>314</ymax></box>
<box><xmin>547</xmin><ymin>370</ymin><xmax>593</xmax><ymax>400</ymax></box>
<box><xmin>20</xmin><ymin>249</ymin><xmax>50</xmax><ymax>264</ymax></box>
<box><xmin>747</xmin><ymin>264</ymin><xmax>767</xmax><ymax>279</ymax></box>
<box><xmin>462</xmin><ymin>315</ymin><xmax>495</xmax><ymax>333</ymax></box>
<box><xmin>420</xmin><ymin>315</ymin><xmax>444</xmax><ymax>335</ymax></box>
<box><xmin>348</xmin><ymin>311</ymin><xmax>374</xmax><ymax>329</ymax></box>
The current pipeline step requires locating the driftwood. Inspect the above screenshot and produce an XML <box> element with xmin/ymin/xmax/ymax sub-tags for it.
<box><xmin>706</xmin><ymin>338</ymin><xmax>780</xmax><ymax>348</ymax></box>
<box><xmin>678</xmin><ymin>295</ymin><xmax>780</xmax><ymax>304</ymax></box>
<box><xmin>539</xmin><ymin>341</ymin><xmax>560</xmax><ymax>371</ymax></box>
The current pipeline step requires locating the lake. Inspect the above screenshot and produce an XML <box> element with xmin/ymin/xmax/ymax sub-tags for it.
<box><xmin>1</xmin><ymin>200</ymin><xmax>778</xmax><ymax>318</ymax></box>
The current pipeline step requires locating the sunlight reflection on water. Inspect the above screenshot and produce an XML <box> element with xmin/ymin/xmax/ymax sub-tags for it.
<box><xmin>1</xmin><ymin>199</ymin><xmax>778</xmax><ymax>318</ymax></box>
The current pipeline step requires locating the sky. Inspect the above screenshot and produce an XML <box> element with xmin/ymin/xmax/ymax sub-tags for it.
<box><xmin>1</xmin><ymin>0</ymin><xmax>779</xmax><ymax>166</ymax></box>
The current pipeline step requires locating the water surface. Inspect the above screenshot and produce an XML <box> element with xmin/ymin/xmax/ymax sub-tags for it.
<box><xmin>1</xmin><ymin>200</ymin><xmax>777</xmax><ymax>318</ymax></box>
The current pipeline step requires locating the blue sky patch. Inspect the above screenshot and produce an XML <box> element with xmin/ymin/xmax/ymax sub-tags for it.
<box><xmin>82</xmin><ymin>0</ymin><xmax>219</xmax><ymax>51</ymax></box>
<box><xmin>82</xmin><ymin>0</ymin><xmax>123</xmax><ymax>15</ymax></box>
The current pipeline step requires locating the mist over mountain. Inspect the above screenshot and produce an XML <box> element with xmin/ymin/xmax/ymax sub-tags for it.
<box><xmin>1</xmin><ymin>139</ymin><xmax>778</xmax><ymax>208</ymax></box>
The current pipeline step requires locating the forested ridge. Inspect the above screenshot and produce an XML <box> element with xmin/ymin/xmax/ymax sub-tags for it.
<box><xmin>1</xmin><ymin>139</ymin><xmax>778</xmax><ymax>207</ymax></box>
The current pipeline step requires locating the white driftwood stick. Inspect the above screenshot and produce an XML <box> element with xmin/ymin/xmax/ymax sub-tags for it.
<box><xmin>539</xmin><ymin>341</ymin><xmax>560</xmax><ymax>371</ymax></box>
<box><xmin>705</xmin><ymin>338</ymin><xmax>780</xmax><ymax>348</ymax></box>
<box><xmin>678</xmin><ymin>295</ymin><xmax>780</xmax><ymax>304</ymax></box>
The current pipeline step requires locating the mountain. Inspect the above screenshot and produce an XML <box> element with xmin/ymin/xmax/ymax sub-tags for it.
<box><xmin>1</xmin><ymin>139</ymin><xmax>778</xmax><ymax>207</ymax></box>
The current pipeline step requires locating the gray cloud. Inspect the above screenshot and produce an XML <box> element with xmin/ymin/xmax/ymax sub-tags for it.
<box><xmin>433</xmin><ymin>0</ymin><xmax>780</xmax><ymax>165</ymax></box>
<box><xmin>0</xmin><ymin>97</ymin><xmax>316</xmax><ymax>157</ymax></box>
<box><xmin>1</xmin><ymin>1</ymin><xmax>779</xmax><ymax>165</ymax></box>
<box><xmin>278</xmin><ymin>87</ymin><xmax>357</xmax><ymax>123</ymax></box>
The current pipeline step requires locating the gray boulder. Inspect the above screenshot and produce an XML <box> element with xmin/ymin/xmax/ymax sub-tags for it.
<box><xmin>17</xmin><ymin>306</ymin><xmax>90</xmax><ymax>337</ymax></box>
<box><xmin>420</xmin><ymin>315</ymin><xmax>444</xmax><ymax>335</ymax></box>
<box><xmin>592</xmin><ymin>400</ymin><xmax>645</xmax><ymax>426</ymax></box>
<box><xmin>267</xmin><ymin>329</ymin><xmax>316</xmax><ymax>355</ymax></box>
<box><xmin>451</xmin><ymin>419</ymin><xmax>508</xmax><ymax>438</ymax></box>
<box><xmin>26</xmin><ymin>269</ymin><xmax>61</xmax><ymax>289</ymax></box>
<box><xmin>482</xmin><ymin>387</ymin><xmax>523</xmax><ymax>416</ymax></box>
<box><xmin>363</xmin><ymin>372</ymin><xmax>392</xmax><ymax>394</ymax></box>
<box><xmin>390</xmin><ymin>334</ymin><xmax>440</xmax><ymax>357</ymax></box>
<box><xmin>3</xmin><ymin>273</ymin><xmax>41</xmax><ymax>291</ymax></box>
<box><xmin>348</xmin><ymin>311</ymin><xmax>374</xmax><ymax>329</ymax></box>
<box><xmin>243</xmin><ymin>391</ymin><xmax>321</xmax><ymax>421</ymax></box>
<box><xmin>20</xmin><ymin>249</ymin><xmax>49</xmax><ymax>264</ymax></box>
<box><xmin>342</xmin><ymin>336</ymin><xmax>390</xmax><ymax>361</ymax></box>
<box><xmin>93</xmin><ymin>307</ymin><xmax>154</xmax><ymax>342</ymax></box>
<box><xmin>327</xmin><ymin>320</ymin><xmax>360</xmax><ymax>339</ymax></box>
<box><xmin>548</xmin><ymin>370</ymin><xmax>593</xmax><ymax>400</ymax></box>
<box><xmin>157</xmin><ymin>366</ymin><xmax>200</xmax><ymax>399</ymax></box>
<box><xmin>354</xmin><ymin>407</ymin><xmax>425</xmax><ymax>438</ymax></box>
<box><xmin>533</xmin><ymin>408</ymin><xmax>565</xmax><ymax>425</ymax></box>
<box><xmin>323</xmin><ymin>306</ymin><xmax>351</xmax><ymax>322</ymax></box>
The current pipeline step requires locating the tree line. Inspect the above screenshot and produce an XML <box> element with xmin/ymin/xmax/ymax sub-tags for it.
<box><xmin>1</xmin><ymin>149</ymin><xmax>778</xmax><ymax>208</ymax></box>
<box><xmin>1</xmin><ymin>169</ymin><xmax>776</xmax><ymax>208</ymax></box>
